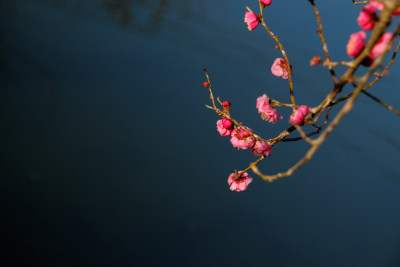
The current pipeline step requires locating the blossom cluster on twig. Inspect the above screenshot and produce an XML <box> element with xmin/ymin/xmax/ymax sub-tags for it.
<box><xmin>203</xmin><ymin>0</ymin><xmax>400</xmax><ymax>192</ymax></box>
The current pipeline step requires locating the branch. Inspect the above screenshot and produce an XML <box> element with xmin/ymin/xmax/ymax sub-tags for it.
<box><xmin>352</xmin><ymin>0</ymin><xmax>368</xmax><ymax>4</ymax></box>
<box><xmin>362</xmin><ymin>90</ymin><xmax>400</xmax><ymax>116</ymax></box>
<box><xmin>332</xmin><ymin>38</ymin><xmax>400</xmax><ymax>105</ymax></box>
<box><xmin>251</xmin><ymin>2</ymin><xmax>400</xmax><ymax>181</ymax></box>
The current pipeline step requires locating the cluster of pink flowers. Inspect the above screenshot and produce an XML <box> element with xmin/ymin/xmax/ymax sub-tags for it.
<box><xmin>256</xmin><ymin>94</ymin><xmax>282</xmax><ymax>123</ymax></box>
<box><xmin>227</xmin><ymin>171</ymin><xmax>253</xmax><ymax>192</ymax></box>
<box><xmin>289</xmin><ymin>105</ymin><xmax>311</xmax><ymax>125</ymax></box>
<box><xmin>217</xmin><ymin>119</ymin><xmax>272</xmax><ymax>157</ymax></box>
<box><xmin>347</xmin><ymin>2</ymin><xmax>396</xmax><ymax>64</ymax></box>
<box><xmin>271</xmin><ymin>58</ymin><xmax>292</xmax><ymax>79</ymax></box>
<box><xmin>216</xmin><ymin>104</ymin><xmax>271</xmax><ymax>156</ymax></box>
<box><xmin>214</xmin><ymin>97</ymin><xmax>274</xmax><ymax>192</ymax></box>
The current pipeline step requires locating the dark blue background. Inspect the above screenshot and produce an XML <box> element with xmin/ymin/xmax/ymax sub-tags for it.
<box><xmin>1</xmin><ymin>0</ymin><xmax>400</xmax><ymax>266</ymax></box>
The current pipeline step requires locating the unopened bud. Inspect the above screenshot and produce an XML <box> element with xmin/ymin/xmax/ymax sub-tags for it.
<box><xmin>222</xmin><ymin>101</ymin><xmax>231</xmax><ymax>108</ymax></box>
<box><xmin>222</xmin><ymin>118</ymin><xmax>233</xmax><ymax>129</ymax></box>
<box><xmin>310</xmin><ymin>55</ymin><xmax>322</xmax><ymax>66</ymax></box>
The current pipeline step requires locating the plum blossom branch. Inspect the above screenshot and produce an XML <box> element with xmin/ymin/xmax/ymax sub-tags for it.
<box><xmin>251</xmin><ymin>1</ymin><xmax>400</xmax><ymax>182</ymax></box>
<box><xmin>203</xmin><ymin>0</ymin><xmax>400</xmax><ymax>191</ymax></box>
<box><xmin>248</xmin><ymin>4</ymin><xmax>296</xmax><ymax>107</ymax></box>
<box><xmin>203</xmin><ymin>68</ymin><xmax>266</xmax><ymax>141</ymax></box>
<box><xmin>332</xmin><ymin>37</ymin><xmax>400</xmax><ymax>105</ymax></box>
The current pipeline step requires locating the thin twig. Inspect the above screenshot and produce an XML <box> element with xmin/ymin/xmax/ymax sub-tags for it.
<box><xmin>293</xmin><ymin>125</ymin><xmax>315</xmax><ymax>144</ymax></box>
<box><xmin>362</xmin><ymin>90</ymin><xmax>400</xmax><ymax>116</ymax></box>
<box><xmin>235</xmin><ymin>156</ymin><xmax>265</xmax><ymax>180</ymax></box>
<box><xmin>203</xmin><ymin>68</ymin><xmax>266</xmax><ymax>141</ymax></box>
<box><xmin>352</xmin><ymin>0</ymin><xmax>368</xmax><ymax>4</ymax></box>
<box><xmin>323</xmin><ymin>60</ymin><xmax>354</xmax><ymax>68</ymax></box>
<box><xmin>309</xmin><ymin>0</ymin><xmax>339</xmax><ymax>84</ymax></box>
<box><xmin>270</xmin><ymin>100</ymin><xmax>298</xmax><ymax>109</ymax></box>
<box><xmin>203</xmin><ymin>68</ymin><xmax>217</xmax><ymax>110</ymax></box>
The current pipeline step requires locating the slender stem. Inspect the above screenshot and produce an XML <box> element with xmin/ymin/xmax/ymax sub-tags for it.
<box><xmin>362</xmin><ymin>90</ymin><xmax>400</xmax><ymax>116</ymax></box>
<box><xmin>323</xmin><ymin>60</ymin><xmax>354</xmax><ymax>68</ymax></box>
<box><xmin>235</xmin><ymin>156</ymin><xmax>265</xmax><ymax>180</ymax></box>
<box><xmin>293</xmin><ymin>125</ymin><xmax>315</xmax><ymax>144</ymax></box>
<box><xmin>309</xmin><ymin>0</ymin><xmax>339</xmax><ymax>84</ymax></box>
<box><xmin>203</xmin><ymin>68</ymin><xmax>267</xmax><ymax>142</ymax></box>
<box><xmin>352</xmin><ymin>0</ymin><xmax>368</xmax><ymax>4</ymax></box>
<box><xmin>203</xmin><ymin>68</ymin><xmax>217</xmax><ymax>110</ymax></box>
<box><xmin>270</xmin><ymin>100</ymin><xmax>298</xmax><ymax>109</ymax></box>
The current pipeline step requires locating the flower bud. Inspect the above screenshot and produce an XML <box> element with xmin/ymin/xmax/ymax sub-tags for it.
<box><xmin>221</xmin><ymin>118</ymin><xmax>233</xmax><ymax>129</ymax></box>
<box><xmin>310</xmin><ymin>55</ymin><xmax>322</xmax><ymax>66</ymax></box>
<box><xmin>222</xmin><ymin>101</ymin><xmax>231</xmax><ymax>108</ymax></box>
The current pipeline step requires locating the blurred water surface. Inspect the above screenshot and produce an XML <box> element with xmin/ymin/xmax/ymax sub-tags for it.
<box><xmin>1</xmin><ymin>0</ymin><xmax>400</xmax><ymax>266</ymax></box>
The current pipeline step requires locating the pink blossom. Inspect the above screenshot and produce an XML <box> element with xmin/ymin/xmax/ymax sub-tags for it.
<box><xmin>370</xmin><ymin>1</ymin><xmax>384</xmax><ymax>11</ymax></box>
<box><xmin>357</xmin><ymin>4</ymin><xmax>378</xmax><ymax>31</ymax></box>
<box><xmin>252</xmin><ymin>141</ymin><xmax>272</xmax><ymax>156</ymax></box>
<box><xmin>227</xmin><ymin>171</ymin><xmax>253</xmax><ymax>192</ymax></box>
<box><xmin>230</xmin><ymin>127</ymin><xmax>256</xmax><ymax>149</ymax></box>
<box><xmin>256</xmin><ymin>94</ymin><xmax>283</xmax><ymax>123</ymax></box>
<box><xmin>260</xmin><ymin>0</ymin><xmax>272</xmax><ymax>6</ymax></box>
<box><xmin>271</xmin><ymin>58</ymin><xmax>292</xmax><ymax>79</ymax></box>
<box><xmin>371</xmin><ymin>32</ymin><xmax>395</xmax><ymax>59</ymax></box>
<box><xmin>244</xmin><ymin>12</ymin><xmax>259</xmax><ymax>31</ymax></box>
<box><xmin>289</xmin><ymin>105</ymin><xmax>311</xmax><ymax>125</ymax></box>
<box><xmin>346</xmin><ymin>31</ymin><xmax>366</xmax><ymax>58</ymax></box>
<box><xmin>256</xmin><ymin>94</ymin><xmax>269</xmax><ymax>112</ymax></box>
<box><xmin>217</xmin><ymin>119</ymin><xmax>232</xmax><ymax>136</ymax></box>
